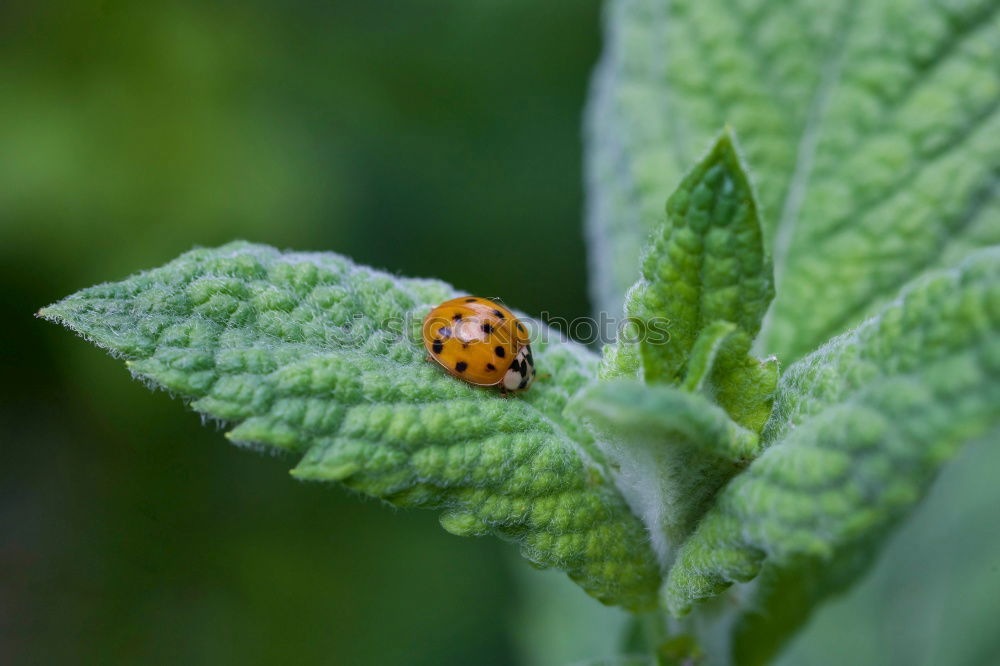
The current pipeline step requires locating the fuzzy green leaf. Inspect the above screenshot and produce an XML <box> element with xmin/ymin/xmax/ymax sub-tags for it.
<box><xmin>680</xmin><ymin>321</ymin><xmax>739</xmax><ymax>393</ymax></box>
<box><xmin>683</xmin><ymin>321</ymin><xmax>780</xmax><ymax>434</ymax></box>
<box><xmin>571</xmin><ymin>380</ymin><xmax>760</xmax><ymax>567</ymax></box>
<box><xmin>663</xmin><ymin>248</ymin><xmax>1000</xmax><ymax>660</ymax></box>
<box><xmin>709</xmin><ymin>345</ymin><xmax>779</xmax><ymax>436</ymax></box>
<box><xmin>604</xmin><ymin>129</ymin><xmax>777</xmax><ymax>432</ymax></box>
<box><xmin>617</xmin><ymin>129</ymin><xmax>773</xmax><ymax>385</ymax></box>
<box><xmin>39</xmin><ymin>241</ymin><xmax>661</xmax><ymax>610</ymax></box>
<box><xmin>775</xmin><ymin>435</ymin><xmax>1000</xmax><ymax>666</ymax></box>
<box><xmin>587</xmin><ymin>0</ymin><xmax>1000</xmax><ymax>362</ymax></box>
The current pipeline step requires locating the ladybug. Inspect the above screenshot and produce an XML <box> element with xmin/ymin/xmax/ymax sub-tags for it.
<box><xmin>422</xmin><ymin>296</ymin><xmax>536</xmax><ymax>393</ymax></box>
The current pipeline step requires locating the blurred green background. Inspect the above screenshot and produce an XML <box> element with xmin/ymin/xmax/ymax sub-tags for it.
<box><xmin>5</xmin><ymin>2</ymin><xmax>999</xmax><ymax>665</ymax></box>
<box><xmin>1</xmin><ymin>1</ymin><xmax>612</xmax><ymax>664</ymax></box>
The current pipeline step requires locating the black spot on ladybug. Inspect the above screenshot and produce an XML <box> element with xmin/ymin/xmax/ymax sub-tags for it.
<box><xmin>495</xmin><ymin>346</ymin><xmax>506</xmax><ymax>358</ymax></box>
<box><xmin>519</xmin><ymin>378</ymin><xmax>528</xmax><ymax>389</ymax></box>
<box><xmin>519</xmin><ymin>362</ymin><xmax>528</xmax><ymax>377</ymax></box>
<box><xmin>486</xmin><ymin>363</ymin><xmax>496</xmax><ymax>371</ymax></box>
<box><xmin>439</xmin><ymin>326</ymin><xmax>452</xmax><ymax>339</ymax></box>
<box><xmin>465</xmin><ymin>298</ymin><xmax>477</xmax><ymax>302</ymax></box>
<box><xmin>432</xmin><ymin>340</ymin><xmax>444</xmax><ymax>354</ymax></box>
<box><xmin>517</xmin><ymin>323</ymin><xmax>525</xmax><ymax>332</ymax></box>
<box><xmin>493</xmin><ymin>309</ymin><xmax>505</xmax><ymax>318</ymax></box>
<box><xmin>509</xmin><ymin>359</ymin><xmax>521</xmax><ymax>374</ymax></box>
<box><xmin>482</xmin><ymin>322</ymin><xmax>494</xmax><ymax>334</ymax></box>
<box><xmin>455</xmin><ymin>361</ymin><xmax>468</xmax><ymax>372</ymax></box>
<box><xmin>452</xmin><ymin>313</ymin><xmax>463</xmax><ymax>321</ymax></box>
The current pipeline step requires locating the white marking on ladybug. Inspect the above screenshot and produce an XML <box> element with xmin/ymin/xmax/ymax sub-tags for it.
<box><xmin>502</xmin><ymin>344</ymin><xmax>535</xmax><ymax>391</ymax></box>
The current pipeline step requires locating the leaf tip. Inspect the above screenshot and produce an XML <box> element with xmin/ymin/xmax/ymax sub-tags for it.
<box><xmin>718</xmin><ymin>122</ymin><xmax>738</xmax><ymax>145</ymax></box>
<box><xmin>713</xmin><ymin>125</ymin><xmax>752</xmax><ymax>174</ymax></box>
<box><xmin>36</xmin><ymin>303</ymin><xmax>65</xmax><ymax>322</ymax></box>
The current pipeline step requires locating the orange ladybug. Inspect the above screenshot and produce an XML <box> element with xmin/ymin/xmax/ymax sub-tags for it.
<box><xmin>422</xmin><ymin>296</ymin><xmax>535</xmax><ymax>393</ymax></box>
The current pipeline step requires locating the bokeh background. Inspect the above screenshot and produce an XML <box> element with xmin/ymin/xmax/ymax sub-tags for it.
<box><xmin>5</xmin><ymin>2</ymin><xmax>999</xmax><ymax>665</ymax></box>
<box><xmin>1</xmin><ymin>1</ymin><xmax>620</xmax><ymax>664</ymax></box>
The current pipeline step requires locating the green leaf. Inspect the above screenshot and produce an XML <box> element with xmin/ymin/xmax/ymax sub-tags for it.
<box><xmin>617</xmin><ymin>129</ymin><xmax>773</xmax><ymax>384</ymax></box>
<box><xmin>709</xmin><ymin>344</ymin><xmax>779</xmax><ymax>436</ymax></box>
<box><xmin>682</xmin><ymin>321</ymin><xmax>780</xmax><ymax>434</ymax></box>
<box><xmin>662</xmin><ymin>248</ymin><xmax>1000</xmax><ymax>661</ymax></box>
<box><xmin>599</xmin><ymin>329</ymin><xmax>642</xmax><ymax>380</ymax></box>
<box><xmin>680</xmin><ymin>320</ymin><xmax>738</xmax><ymax>393</ymax></box>
<box><xmin>604</xmin><ymin>129</ymin><xmax>777</xmax><ymax>432</ymax></box>
<box><xmin>775</xmin><ymin>434</ymin><xmax>1000</xmax><ymax>666</ymax></box>
<box><xmin>587</xmin><ymin>0</ymin><xmax>1000</xmax><ymax>362</ymax></box>
<box><xmin>39</xmin><ymin>241</ymin><xmax>661</xmax><ymax>610</ymax></box>
<box><xmin>570</xmin><ymin>380</ymin><xmax>760</xmax><ymax>566</ymax></box>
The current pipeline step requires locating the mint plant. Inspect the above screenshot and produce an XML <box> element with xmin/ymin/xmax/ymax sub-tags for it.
<box><xmin>40</xmin><ymin>0</ymin><xmax>1000</xmax><ymax>663</ymax></box>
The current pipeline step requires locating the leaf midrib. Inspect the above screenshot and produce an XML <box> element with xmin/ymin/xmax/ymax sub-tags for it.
<box><xmin>771</xmin><ymin>0</ymin><xmax>858</xmax><ymax>283</ymax></box>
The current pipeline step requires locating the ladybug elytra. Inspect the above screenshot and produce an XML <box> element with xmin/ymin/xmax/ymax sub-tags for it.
<box><xmin>422</xmin><ymin>296</ymin><xmax>536</xmax><ymax>393</ymax></box>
